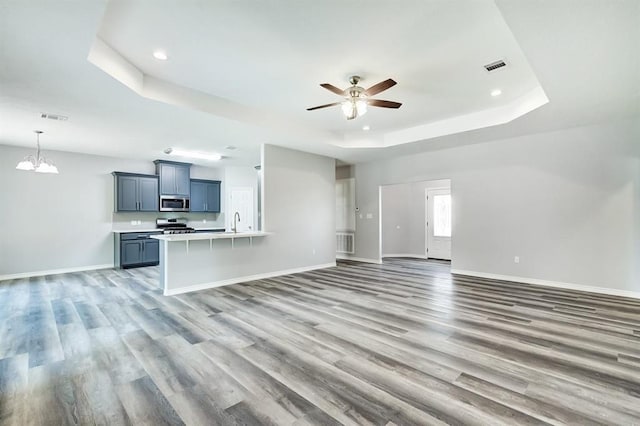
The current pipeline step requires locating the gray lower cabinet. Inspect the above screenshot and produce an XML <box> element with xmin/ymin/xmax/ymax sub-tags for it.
<box><xmin>142</xmin><ymin>239</ymin><xmax>159</xmax><ymax>264</ymax></box>
<box><xmin>116</xmin><ymin>232</ymin><xmax>161</xmax><ymax>268</ymax></box>
<box><xmin>113</xmin><ymin>172</ymin><xmax>159</xmax><ymax>212</ymax></box>
<box><xmin>121</xmin><ymin>240</ymin><xmax>143</xmax><ymax>267</ymax></box>
<box><xmin>190</xmin><ymin>179</ymin><xmax>221</xmax><ymax>212</ymax></box>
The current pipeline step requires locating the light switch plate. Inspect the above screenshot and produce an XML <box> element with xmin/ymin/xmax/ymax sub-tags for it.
<box><xmin>366</xmin><ymin>213</ymin><xmax>373</xmax><ymax>219</ymax></box>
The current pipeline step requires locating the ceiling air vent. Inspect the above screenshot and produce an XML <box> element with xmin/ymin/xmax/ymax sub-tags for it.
<box><xmin>484</xmin><ymin>60</ymin><xmax>507</xmax><ymax>72</ymax></box>
<box><xmin>40</xmin><ymin>113</ymin><xmax>68</xmax><ymax>121</ymax></box>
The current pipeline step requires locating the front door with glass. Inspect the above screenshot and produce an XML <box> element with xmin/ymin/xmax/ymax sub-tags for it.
<box><xmin>426</xmin><ymin>189</ymin><xmax>452</xmax><ymax>260</ymax></box>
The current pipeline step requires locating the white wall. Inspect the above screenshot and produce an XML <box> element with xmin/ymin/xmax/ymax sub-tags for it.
<box><xmin>0</xmin><ymin>144</ymin><xmax>226</xmax><ymax>277</ymax></box>
<box><xmin>381</xmin><ymin>183</ymin><xmax>411</xmax><ymax>255</ymax></box>
<box><xmin>261</xmin><ymin>144</ymin><xmax>336</xmax><ymax>271</ymax></box>
<box><xmin>381</xmin><ymin>179</ymin><xmax>450</xmax><ymax>257</ymax></box>
<box><xmin>352</xmin><ymin>119</ymin><xmax>640</xmax><ymax>292</ymax></box>
<box><xmin>160</xmin><ymin>144</ymin><xmax>336</xmax><ymax>293</ymax></box>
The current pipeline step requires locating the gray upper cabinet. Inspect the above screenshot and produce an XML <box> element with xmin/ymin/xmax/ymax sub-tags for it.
<box><xmin>138</xmin><ymin>177</ymin><xmax>159</xmax><ymax>211</ymax></box>
<box><xmin>190</xmin><ymin>181</ymin><xmax>206</xmax><ymax>212</ymax></box>
<box><xmin>154</xmin><ymin>160</ymin><xmax>191</xmax><ymax>196</ymax></box>
<box><xmin>117</xmin><ymin>175</ymin><xmax>138</xmax><ymax>211</ymax></box>
<box><xmin>175</xmin><ymin>166</ymin><xmax>190</xmax><ymax>195</ymax></box>
<box><xmin>113</xmin><ymin>172</ymin><xmax>159</xmax><ymax>212</ymax></box>
<box><xmin>190</xmin><ymin>179</ymin><xmax>221</xmax><ymax>212</ymax></box>
<box><xmin>206</xmin><ymin>181</ymin><xmax>221</xmax><ymax>212</ymax></box>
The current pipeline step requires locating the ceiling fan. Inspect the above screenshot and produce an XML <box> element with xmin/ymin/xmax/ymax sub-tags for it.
<box><xmin>307</xmin><ymin>75</ymin><xmax>402</xmax><ymax>120</ymax></box>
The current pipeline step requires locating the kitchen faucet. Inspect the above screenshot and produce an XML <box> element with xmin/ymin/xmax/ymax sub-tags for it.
<box><xmin>232</xmin><ymin>212</ymin><xmax>241</xmax><ymax>233</ymax></box>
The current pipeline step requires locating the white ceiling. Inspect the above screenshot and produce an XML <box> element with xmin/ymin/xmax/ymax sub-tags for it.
<box><xmin>0</xmin><ymin>0</ymin><xmax>638</xmax><ymax>166</ymax></box>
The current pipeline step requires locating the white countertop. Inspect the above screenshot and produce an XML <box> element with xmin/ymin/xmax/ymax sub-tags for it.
<box><xmin>112</xmin><ymin>228</ymin><xmax>159</xmax><ymax>233</ymax></box>
<box><xmin>112</xmin><ymin>227</ymin><xmax>225</xmax><ymax>234</ymax></box>
<box><xmin>151</xmin><ymin>231</ymin><xmax>271</xmax><ymax>242</ymax></box>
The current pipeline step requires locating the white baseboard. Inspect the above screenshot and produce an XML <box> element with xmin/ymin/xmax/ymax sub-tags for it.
<box><xmin>336</xmin><ymin>254</ymin><xmax>382</xmax><ymax>264</ymax></box>
<box><xmin>382</xmin><ymin>254</ymin><xmax>429</xmax><ymax>260</ymax></box>
<box><xmin>0</xmin><ymin>264</ymin><xmax>114</xmax><ymax>281</ymax></box>
<box><xmin>164</xmin><ymin>262</ymin><xmax>337</xmax><ymax>296</ymax></box>
<box><xmin>451</xmin><ymin>269</ymin><xmax>640</xmax><ymax>300</ymax></box>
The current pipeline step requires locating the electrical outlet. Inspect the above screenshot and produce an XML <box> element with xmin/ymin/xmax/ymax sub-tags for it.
<box><xmin>130</xmin><ymin>220</ymin><xmax>136</xmax><ymax>225</ymax></box>
<box><xmin>396</xmin><ymin>225</ymin><xmax>401</xmax><ymax>229</ymax></box>
<box><xmin>366</xmin><ymin>213</ymin><xmax>373</xmax><ymax>219</ymax></box>
<box><xmin>359</xmin><ymin>213</ymin><xmax>363</xmax><ymax>219</ymax></box>
<box><xmin>202</xmin><ymin>219</ymin><xmax>207</xmax><ymax>223</ymax></box>
<box><xmin>312</xmin><ymin>248</ymin><xmax>316</xmax><ymax>255</ymax></box>
<box><xmin>514</xmin><ymin>256</ymin><xmax>520</xmax><ymax>264</ymax></box>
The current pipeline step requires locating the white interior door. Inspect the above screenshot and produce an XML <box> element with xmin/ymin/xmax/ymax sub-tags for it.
<box><xmin>228</xmin><ymin>187</ymin><xmax>254</xmax><ymax>232</ymax></box>
<box><xmin>335</xmin><ymin>178</ymin><xmax>356</xmax><ymax>232</ymax></box>
<box><xmin>426</xmin><ymin>189</ymin><xmax>452</xmax><ymax>260</ymax></box>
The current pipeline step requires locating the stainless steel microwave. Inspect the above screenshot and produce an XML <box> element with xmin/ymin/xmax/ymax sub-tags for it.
<box><xmin>159</xmin><ymin>196</ymin><xmax>190</xmax><ymax>212</ymax></box>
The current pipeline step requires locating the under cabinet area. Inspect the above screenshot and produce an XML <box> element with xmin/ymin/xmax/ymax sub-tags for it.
<box><xmin>190</xmin><ymin>179</ymin><xmax>221</xmax><ymax>212</ymax></box>
<box><xmin>115</xmin><ymin>232</ymin><xmax>161</xmax><ymax>268</ymax></box>
<box><xmin>113</xmin><ymin>172</ymin><xmax>159</xmax><ymax>212</ymax></box>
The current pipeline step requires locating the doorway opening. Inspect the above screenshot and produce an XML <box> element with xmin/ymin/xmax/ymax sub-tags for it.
<box><xmin>380</xmin><ymin>179</ymin><xmax>451</xmax><ymax>264</ymax></box>
<box><xmin>426</xmin><ymin>188</ymin><xmax>452</xmax><ymax>260</ymax></box>
<box><xmin>228</xmin><ymin>187</ymin><xmax>254</xmax><ymax>232</ymax></box>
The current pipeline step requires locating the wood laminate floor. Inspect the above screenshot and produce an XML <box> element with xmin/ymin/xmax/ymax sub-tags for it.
<box><xmin>1</xmin><ymin>259</ymin><xmax>640</xmax><ymax>425</ymax></box>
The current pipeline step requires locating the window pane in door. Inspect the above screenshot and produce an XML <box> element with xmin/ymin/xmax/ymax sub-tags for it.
<box><xmin>433</xmin><ymin>194</ymin><xmax>451</xmax><ymax>237</ymax></box>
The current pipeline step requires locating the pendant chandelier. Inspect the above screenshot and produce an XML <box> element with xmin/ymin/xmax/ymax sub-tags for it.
<box><xmin>16</xmin><ymin>130</ymin><xmax>59</xmax><ymax>174</ymax></box>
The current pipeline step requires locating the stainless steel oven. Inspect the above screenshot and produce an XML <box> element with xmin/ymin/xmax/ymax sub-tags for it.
<box><xmin>159</xmin><ymin>196</ymin><xmax>190</xmax><ymax>212</ymax></box>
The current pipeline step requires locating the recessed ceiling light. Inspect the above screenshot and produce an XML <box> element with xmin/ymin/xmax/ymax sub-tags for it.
<box><xmin>153</xmin><ymin>50</ymin><xmax>168</xmax><ymax>61</ymax></box>
<box><xmin>164</xmin><ymin>148</ymin><xmax>221</xmax><ymax>161</ymax></box>
<box><xmin>491</xmin><ymin>89</ymin><xmax>502</xmax><ymax>97</ymax></box>
<box><xmin>362</xmin><ymin>125</ymin><xmax>370</xmax><ymax>131</ymax></box>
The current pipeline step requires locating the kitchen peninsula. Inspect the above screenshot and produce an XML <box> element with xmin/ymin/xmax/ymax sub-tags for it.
<box><xmin>152</xmin><ymin>230</ymin><xmax>271</xmax><ymax>295</ymax></box>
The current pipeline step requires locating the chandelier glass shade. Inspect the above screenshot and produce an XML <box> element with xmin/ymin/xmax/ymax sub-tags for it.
<box><xmin>16</xmin><ymin>131</ymin><xmax>59</xmax><ymax>174</ymax></box>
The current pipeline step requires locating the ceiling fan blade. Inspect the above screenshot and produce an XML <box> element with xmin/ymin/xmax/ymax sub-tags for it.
<box><xmin>368</xmin><ymin>99</ymin><xmax>402</xmax><ymax>109</ymax></box>
<box><xmin>320</xmin><ymin>83</ymin><xmax>345</xmax><ymax>96</ymax></box>
<box><xmin>306</xmin><ymin>102</ymin><xmax>341</xmax><ymax>111</ymax></box>
<box><xmin>364</xmin><ymin>79</ymin><xmax>397</xmax><ymax>96</ymax></box>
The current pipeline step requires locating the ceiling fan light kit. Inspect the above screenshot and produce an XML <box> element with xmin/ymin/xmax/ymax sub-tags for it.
<box><xmin>308</xmin><ymin>75</ymin><xmax>402</xmax><ymax>120</ymax></box>
<box><xmin>341</xmin><ymin>98</ymin><xmax>367</xmax><ymax>120</ymax></box>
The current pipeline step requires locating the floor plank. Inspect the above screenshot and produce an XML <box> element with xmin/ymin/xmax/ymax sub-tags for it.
<box><xmin>1</xmin><ymin>258</ymin><xmax>639</xmax><ymax>425</ymax></box>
